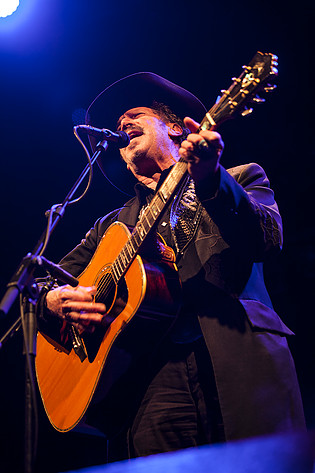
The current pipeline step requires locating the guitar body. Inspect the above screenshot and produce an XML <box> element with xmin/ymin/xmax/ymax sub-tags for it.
<box><xmin>36</xmin><ymin>222</ymin><xmax>182</xmax><ymax>433</ymax></box>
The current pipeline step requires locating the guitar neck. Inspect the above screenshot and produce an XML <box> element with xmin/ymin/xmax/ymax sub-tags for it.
<box><xmin>111</xmin><ymin>158</ymin><xmax>189</xmax><ymax>283</ymax></box>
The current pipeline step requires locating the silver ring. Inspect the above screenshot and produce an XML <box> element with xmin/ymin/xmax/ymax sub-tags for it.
<box><xmin>198</xmin><ymin>139</ymin><xmax>209</xmax><ymax>152</ymax></box>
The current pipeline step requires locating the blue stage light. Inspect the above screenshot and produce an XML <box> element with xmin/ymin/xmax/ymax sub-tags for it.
<box><xmin>0</xmin><ymin>1</ymin><xmax>20</xmax><ymax>18</ymax></box>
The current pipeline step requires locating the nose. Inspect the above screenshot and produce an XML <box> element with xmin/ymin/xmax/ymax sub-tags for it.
<box><xmin>120</xmin><ymin>116</ymin><xmax>134</xmax><ymax>131</ymax></box>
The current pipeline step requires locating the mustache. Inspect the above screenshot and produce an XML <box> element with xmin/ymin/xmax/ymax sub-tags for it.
<box><xmin>125</xmin><ymin>125</ymin><xmax>143</xmax><ymax>134</ymax></box>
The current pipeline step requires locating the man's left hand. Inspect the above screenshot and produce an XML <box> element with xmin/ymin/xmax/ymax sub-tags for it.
<box><xmin>179</xmin><ymin>117</ymin><xmax>224</xmax><ymax>183</ymax></box>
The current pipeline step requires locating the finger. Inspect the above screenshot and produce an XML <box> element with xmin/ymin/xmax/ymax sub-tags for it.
<box><xmin>77</xmin><ymin>311</ymin><xmax>105</xmax><ymax>324</ymax></box>
<box><xmin>179</xmin><ymin>147</ymin><xmax>199</xmax><ymax>163</ymax></box>
<box><xmin>63</xmin><ymin>309</ymin><xmax>106</xmax><ymax>325</ymax></box>
<box><xmin>181</xmin><ymin>133</ymin><xmax>223</xmax><ymax>162</ymax></box>
<box><xmin>180</xmin><ymin>139</ymin><xmax>195</xmax><ymax>153</ymax></box>
<box><xmin>62</xmin><ymin>300</ymin><xmax>106</xmax><ymax>316</ymax></box>
<box><xmin>184</xmin><ymin>130</ymin><xmax>223</xmax><ymax>148</ymax></box>
<box><xmin>60</xmin><ymin>285</ymin><xmax>97</xmax><ymax>303</ymax></box>
<box><xmin>183</xmin><ymin>116</ymin><xmax>200</xmax><ymax>133</ymax></box>
<box><xmin>180</xmin><ymin>133</ymin><xmax>210</xmax><ymax>157</ymax></box>
<box><xmin>180</xmin><ymin>135</ymin><xmax>210</xmax><ymax>161</ymax></box>
<box><xmin>199</xmin><ymin>130</ymin><xmax>224</xmax><ymax>151</ymax></box>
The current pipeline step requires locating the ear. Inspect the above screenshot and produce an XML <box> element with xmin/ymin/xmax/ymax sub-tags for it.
<box><xmin>167</xmin><ymin>122</ymin><xmax>183</xmax><ymax>138</ymax></box>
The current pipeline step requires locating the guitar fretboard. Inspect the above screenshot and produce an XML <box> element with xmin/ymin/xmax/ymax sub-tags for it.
<box><xmin>110</xmin><ymin>157</ymin><xmax>189</xmax><ymax>284</ymax></box>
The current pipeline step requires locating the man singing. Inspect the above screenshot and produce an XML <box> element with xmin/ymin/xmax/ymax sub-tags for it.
<box><xmin>37</xmin><ymin>72</ymin><xmax>305</xmax><ymax>459</ymax></box>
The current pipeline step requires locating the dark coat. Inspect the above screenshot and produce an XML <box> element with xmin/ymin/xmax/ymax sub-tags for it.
<box><xmin>53</xmin><ymin>162</ymin><xmax>305</xmax><ymax>440</ymax></box>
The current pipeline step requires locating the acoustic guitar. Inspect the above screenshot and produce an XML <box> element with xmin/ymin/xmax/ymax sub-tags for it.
<box><xmin>36</xmin><ymin>51</ymin><xmax>278</xmax><ymax>433</ymax></box>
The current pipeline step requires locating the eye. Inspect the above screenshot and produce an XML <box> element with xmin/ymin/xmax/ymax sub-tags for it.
<box><xmin>116</xmin><ymin>111</ymin><xmax>145</xmax><ymax>130</ymax></box>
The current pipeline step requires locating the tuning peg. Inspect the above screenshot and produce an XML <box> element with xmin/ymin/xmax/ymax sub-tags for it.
<box><xmin>241</xmin><ymin>107</ymin><xmax>253</xmax><ymax>117</ymax></box>
<box><xmin>252</xmin><ymin>96</ymin><xmax>265</xmax><ymax>103</ymax></box>
<box><xmin>220</xmin><ymin>89</ymin><xmax>230</xmax><ymax>96</ymax></box>
<box><xmin>232</xmin><ymin>77</ymin><xmax>241</xmax><ymax>84</ymax></box>
<box><xmin>264</xmin><ymin>84</ymin><xmax>277</xmax><ymax>93</ymax></box>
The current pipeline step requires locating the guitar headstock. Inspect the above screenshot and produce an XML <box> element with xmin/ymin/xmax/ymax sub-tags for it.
<box><xmin>200</xmin><ymin>51</ymin><xmax>278</xmax><ymax>130</ymax></box>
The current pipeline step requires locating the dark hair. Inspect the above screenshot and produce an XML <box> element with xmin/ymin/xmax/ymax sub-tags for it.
<box><xmin>151</xmin><ymin>101</ymin><xmax>190</xmax><ymax>144</ymax></box>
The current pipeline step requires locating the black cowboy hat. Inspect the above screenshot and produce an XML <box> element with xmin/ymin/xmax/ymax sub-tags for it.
<box><xmin>84</xmin><ymin>72</ymin><xmax>207</xmax><ymax>193</ymax></box>
<box><xmin>86</xmin><ymin>72</ymin><xmax>207</xmax><ymax>149</ymax></box>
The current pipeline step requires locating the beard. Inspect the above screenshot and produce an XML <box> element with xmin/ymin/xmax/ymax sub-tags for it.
<box><xmin>129</xmin><ymin>150</ymin><xmax>159</xmax><ymax>176</ymax></box>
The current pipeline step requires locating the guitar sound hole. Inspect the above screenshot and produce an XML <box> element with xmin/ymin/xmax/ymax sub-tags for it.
<box><xmin>95</xmin><ymin>272</ymin><xmax>115</xmax><ymax>308</ymax></box>
<box><xmin>94</xmin><ymin>272</ymin><xmax>128</xmax><ymax>321</ymax></box>
<box><xmin>106</xmin><ymin>278</ymin><xmax>128</xmax><ymax>321</ymax></box>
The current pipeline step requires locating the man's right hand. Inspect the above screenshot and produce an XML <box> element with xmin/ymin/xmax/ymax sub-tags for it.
<box><xmin>46</xmin><ymin>285</ymin><xmax>106</xmax><ymax>332</ymax></box>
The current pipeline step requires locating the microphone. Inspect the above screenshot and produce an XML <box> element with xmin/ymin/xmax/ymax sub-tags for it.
<box><xmin>75</xmin><ymin>125</ymin><xmax>130</xmax><ymax>148</ymax></box>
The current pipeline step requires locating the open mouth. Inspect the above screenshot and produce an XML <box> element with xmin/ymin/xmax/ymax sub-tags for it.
<box><xmin>127</xmin><ymin>129</ymin><xmax>143</xmax><ymax>141</ymax></box>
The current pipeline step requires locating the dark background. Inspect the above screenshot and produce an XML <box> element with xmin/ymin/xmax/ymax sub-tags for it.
<box><xmin>0</xmin><ymin>1</ymin><xmax>313</xmax><ymax>472</ymax></box>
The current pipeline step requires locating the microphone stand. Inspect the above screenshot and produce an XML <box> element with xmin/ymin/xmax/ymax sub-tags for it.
<box><xmin>0</xmin><ymin>140</ymin><xmax>108</xmax><ymax>473</ymax></box>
